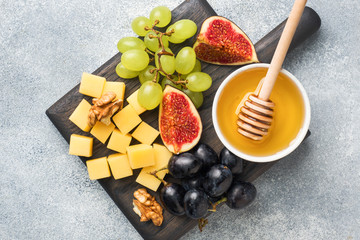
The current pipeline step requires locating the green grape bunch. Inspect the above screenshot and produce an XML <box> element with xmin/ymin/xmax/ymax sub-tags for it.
<box><xmin>115</xmin><ymin>5</ymin><xmax>212</xmax><ymax>110</ymax></box>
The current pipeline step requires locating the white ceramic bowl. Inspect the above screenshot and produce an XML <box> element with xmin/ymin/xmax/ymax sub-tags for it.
<box><xmin>212</xmin><ymin>63</ymin><xmax>311</xmax><ymax>163</ymax></box>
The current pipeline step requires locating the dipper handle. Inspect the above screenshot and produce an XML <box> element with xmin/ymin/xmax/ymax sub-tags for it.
<box><xmin>258</xmin><ymin>0</ymin><xmax>307</xmax><ymax>101</ymax></box>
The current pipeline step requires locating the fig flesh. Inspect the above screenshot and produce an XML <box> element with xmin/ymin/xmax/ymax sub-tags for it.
<box><xmin>159</xmin><ymin>86</ymin><xmax>202</xmax><ymax>154</ymax></box>
<box><xmin>193</xmin><ymin>16</ymin><xmax>258</xmax><ymax>65</ymax></box>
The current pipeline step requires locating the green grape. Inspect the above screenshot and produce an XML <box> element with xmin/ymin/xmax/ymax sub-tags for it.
<box><xmin>191</xmin><ymin>59</ymin><xmax>202</xmax><ymax>73</ymax></box>
<box><xmin>155</xmin><ymin>48</ymin><xmax>175</xmax><ymax>75</ymax></box>
<box><xmin>168</xmin><ymin>36</ymin><xmax>186</xmax><ymax>44</ymax></box>
<box><xmin>121</xmin><ymin>49</ymin><xmax>149</xmax><ymax>71</ymax></box>
<box><xmin>175</xmin><ymin>47</ymin><xmax>196</xmax><ymax>74</ymax></box>
<box><xmin>166</xmin><ymin>25</ymin><xmax>186</xmax><ymax>43</ymax></box>
<box><xmin>138</xmin><ymin>81</ymin><xmax>163</xmax><ymax>110</ymax></box>
<box><xmin>144</xmin><ymin>31</ymin><xmax>169</xmax><ymax>52</ymax></box>
<box><xmin>117</xmin><ymin>37</ymin><xmax>145</xmax><ymax>53</ymax></box>
<box><xmin>185</xmin><ymin>72</ymin><xmax>212</xmax><ymax>92</ymax></box>
<box><xmin>167</xmin><ymin>20</ymin><xmax>197</xmax><ymax>42</ymax></box>
<box><xmin>149</xmin><ymin>6</ymin><xmax>171</xmax><ymax>27</ymax></box>
<box><xmin>115</xmin><ymin>62</ymin><xmax>140</xmax><ymax>79</ymax></box>
<box><xmin>161</xmin><ymin>76</ymin><xmax>182</xmax><ymax>90</ymax></box>
<box><xmin>182</xmin><ymin>59</ymin><xmax>201</xmax><ymax>79</ymax></box>
<box><xmin>139</xmin><ymin>65</ymin><xmax>159</xmax><ymax>84</ymax></box>
<box><xmin>131</xmin><ymin>16</ymin><xmax>151</xmax><ymax>36</ymax></box>
<box><xmin>182</xmin><ymin>88</ymin><xmax>204</xmax><ymax>109</ymax></box>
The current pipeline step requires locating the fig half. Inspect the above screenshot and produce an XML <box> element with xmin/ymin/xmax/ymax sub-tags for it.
<box><xmin>193</xmin><ymin>16</ymin><xmax>258</xmax><ymax>65</ymax></box>
<box><xmin>159</xmin><ymin>85</ymin><xmax>202</xmax><ymax>154</ymax></box>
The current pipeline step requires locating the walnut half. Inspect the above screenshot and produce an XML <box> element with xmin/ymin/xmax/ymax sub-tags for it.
<box><xmin>133</xmin><ymin>188</ymin><xmax>163</xmax><ymax>226</ymax></box>
<box><xmin>88</xmin><ymin>91</ymin><xmax>123</xmax><ymax>127</ymax></box>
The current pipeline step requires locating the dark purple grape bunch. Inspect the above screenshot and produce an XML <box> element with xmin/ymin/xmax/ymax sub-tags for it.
<box><xmin>159</xmin><ymin>143</ymin><xmax>257</xmax><ymax>220</ymax></box>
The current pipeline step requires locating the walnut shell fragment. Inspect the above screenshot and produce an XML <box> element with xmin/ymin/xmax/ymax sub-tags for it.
<box><xmin>133</xmin><ymin>188</ymin><xmax>163</xmax><ymax>226</ymax></box>
<box><xmin>88</xmin><ymin>91</ymin><xmax>123</xmax><ymax>127</ymax></box>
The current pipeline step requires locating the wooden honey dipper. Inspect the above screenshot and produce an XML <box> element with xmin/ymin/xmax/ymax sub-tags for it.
<box><xmin>236</xmin><ymin>0</ymin><xmax>307</xmax><ymax>141</ymax></box>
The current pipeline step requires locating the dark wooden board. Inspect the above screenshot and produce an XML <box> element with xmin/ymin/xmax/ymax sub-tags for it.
<box><xmin>46</xmin><ymin>1</ymin><xmax>321</xmax><ymax>239</ymax></box>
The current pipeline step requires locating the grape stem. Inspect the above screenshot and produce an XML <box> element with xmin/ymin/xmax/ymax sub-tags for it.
<box><xmin>144</xmin><ymin>20</ymin><xmax>160</xmax><ymax>31</ymax></box>
<box><xmin>198</xmin><ymin>218</ymin><xmax>208</xmax><ymax>232</ymax></box>
<box><xmin>145</xmin><ymin>48</ymin><xmax>155</xmax><ymax>56</ymax></box>
<box><xmin>151</xmin><ymin>69</ymin><xmax>160</xmax><ymax>83</ymax></box>
<box><xmin>163</xmin><ymin>29</ymin><xmax>175</xmax><ymax>36</ymax></box>
<box><xmin>149</xmin><ymin>167</ymin><xmax>168</xmax><ymax>185</ymax></box>
<box><xmin>157</xmin><ymin>50</ymin><xmax>173</xmax><ymax>57</ymax></box>
<box><xmin>172</xmin><ymin>79</ymin><xmax>187</xmax><ymax>84</ymax></box>
<box><xmin>208</xmin><ymin>197</ymin><xmax>227</xmax><ymax>212</ymax></box>
<box><xmin>144</xmin><ymin>21</ymin><xmax>185</xmax><ymax>87</ymax></box>
<box><xmin>166</xmin><ymin>76</ymin><xmax>188</xmax><ymax>89</ymax></box>
<box><xmin>178</xmin><ymin>73</ymin><xmax>188</xmax><ymax>89</ymax></box>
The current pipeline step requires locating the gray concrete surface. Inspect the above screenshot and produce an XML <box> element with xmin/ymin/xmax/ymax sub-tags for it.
<box><xmin>1</xmin><ymin>0</ymin><xmax>359</xmax><ymax>239</ymax></box>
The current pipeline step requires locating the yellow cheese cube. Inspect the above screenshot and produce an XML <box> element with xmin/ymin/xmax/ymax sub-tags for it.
<box><xmin>107</xmin><ymin>129</ymin><xmax>132</xmax><ymax>153</ymax></box>
<box><xmin>136</xmin><ymin>167</ymin><xmax>167</xmax><ymax>192</ymax></box>
<box><xmin>102</xmin><ymin>81</ymin><xmax>125</xmax><ymax>101</ymax></box>
<box><xmin>112</xmin><ymin>105</ymin><xmax>142</xmax><ymax>134</ymax></box>
<box><xmin>126</xmin><ymin>89</ymin><xmax>146</xmax><ymax>114</ymax></box>
<box><xmin>107</xmin><ymin>153</ymin><xmax>133</xmax><ymax>179</ymax></box>
<box><xmin>153</xmin><ymin>143</ymin><xmax>173</xmax><ymax>170</ymax></box>
<box><xmin>69</xmin><ymin>99</ymin><xmax>92</xmax><ymax>132</ymax></box>
<box><xmin>79</xmin><ymin>72</ymin><xmax>106</xmax><ymax>98</ymax></box>
<box><xmin>132</xmin><ymin>122</ymin><xmax>159</xmax><ymax>145</ymax></box>
<box><xmin>90</xmin><ymin>121</ymin><xmax>115</xmax><ymax>144</ymax></box>
<box><xmin>127</xmin><ymin>144</ymin><xmax>155</xmax><ymax>169</ymax></box>
<box><xmin>69</xmin><ymin>134</ymin><xmax>93</xmax><ymax>157</ymax></box>
<box><xmin>86</xmin><ymin>157</ymin><xmax>111</xmax><ymax>180</ymax></box>
<box><xmin>136</xmin><ymin>144</ymin><xmax>172</xmax><ymax>191</ymax></box>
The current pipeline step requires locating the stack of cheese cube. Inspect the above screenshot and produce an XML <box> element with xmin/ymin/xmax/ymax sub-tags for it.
<box><xmin>68</xmin><ymin>72</ymin><xmax>172</xmax><ymax>192</ymax></box>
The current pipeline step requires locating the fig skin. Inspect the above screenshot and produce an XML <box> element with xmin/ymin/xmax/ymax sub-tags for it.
<box><xmin>193</xmin><ymin>16</ymin><xmax>258</xmax><ymax>65</ymax></box>
<box><xmin>159</xmin><ymin>86</ymin><xmax>202</xmax><ymax>154</ymax></box>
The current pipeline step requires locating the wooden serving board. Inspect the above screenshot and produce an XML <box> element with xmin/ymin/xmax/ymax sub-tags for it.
<box><xmin>46</xmin><ymin>1</ymin><xmax>321</xmax><ymax>239</ymax></box>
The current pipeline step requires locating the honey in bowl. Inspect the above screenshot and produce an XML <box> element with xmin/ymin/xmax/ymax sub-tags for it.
<box><xmin>215</xmin><ymin>65</ymin><xmax>306</xmax><ymax>158</ymax></box>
